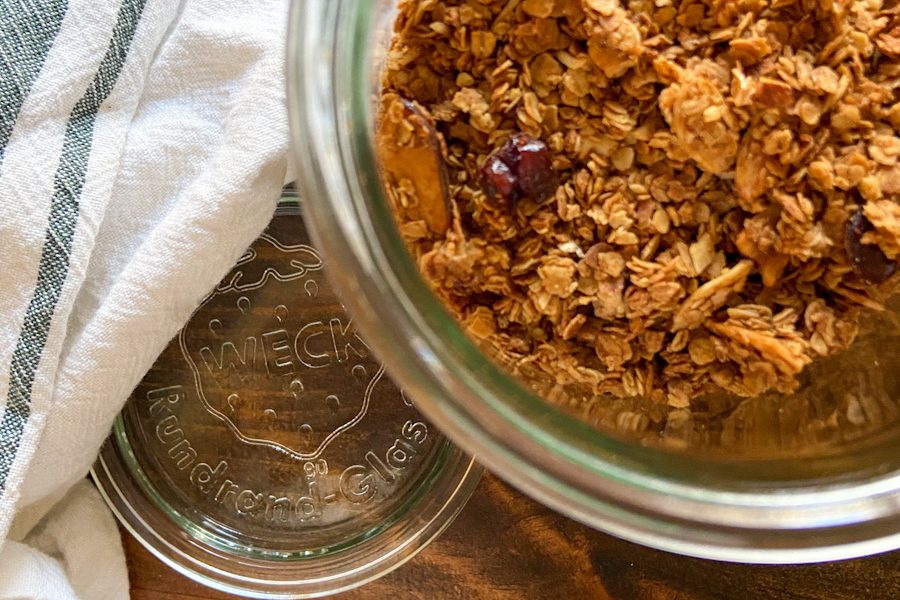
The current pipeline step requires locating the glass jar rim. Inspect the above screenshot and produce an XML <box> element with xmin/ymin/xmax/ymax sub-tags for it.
<box><xmin>287</xmin><ymin>0</ymin><xmax>900</xmax><ymax>563</ymax></box>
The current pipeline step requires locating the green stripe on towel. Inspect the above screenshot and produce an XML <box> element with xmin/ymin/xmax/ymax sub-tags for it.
<box><xmin>0</xmin><ymin>0</ymin><xmax>68</xmax><ymax>164</ymax></box>
<box><xmin>0</xmin><ymin>0</ymin><xmax>149</xmax><ymax>492</ymax></box>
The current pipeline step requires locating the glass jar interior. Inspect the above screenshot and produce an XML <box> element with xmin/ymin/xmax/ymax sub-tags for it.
<box><xmin>350</xmin><ymin>0</ymin><xmax>900</xmax><ymax>474</ymax></box>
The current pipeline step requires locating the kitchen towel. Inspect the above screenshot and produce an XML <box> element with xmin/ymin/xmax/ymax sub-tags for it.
<box><xmin>0</xmin><ymin>0</ymin><xmax>290</xmax><ymax>597</ymax></box>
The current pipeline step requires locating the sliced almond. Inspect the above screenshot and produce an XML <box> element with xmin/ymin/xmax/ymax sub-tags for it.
<box><xmin>378</xmin><ymin>94</ymin><xmax>451</xmax><ymax>236</ymax></box>
<box><xmin>708</xmin><ymin>322</ymin><xmax>810</xmax><ymax>375</ymax></box>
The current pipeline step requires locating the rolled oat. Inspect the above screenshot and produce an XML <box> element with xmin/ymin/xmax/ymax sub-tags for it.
<box><xmin>378</xmin><ymin>0</ymin><xmax>900</xmax><ymax>411</ymax></box>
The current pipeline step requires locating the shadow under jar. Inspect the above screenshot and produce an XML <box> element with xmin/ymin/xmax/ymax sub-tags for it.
<box><xmin>287</xmin><ymin>0</ymin><xmax>900</xmax><ymax>563</ymax></box>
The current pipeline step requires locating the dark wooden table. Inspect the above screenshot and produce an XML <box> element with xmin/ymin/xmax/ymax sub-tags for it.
<box><xmin>126</xmin><ymin>472</ymin><xmax>900</xmax><ymax>600</ymax></box>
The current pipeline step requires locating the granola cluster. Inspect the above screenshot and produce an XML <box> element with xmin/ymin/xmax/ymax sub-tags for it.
<box><xmin>378</xmin><ymin>0</ymin><xmax>900</xmax><ymax>413</ymax></box>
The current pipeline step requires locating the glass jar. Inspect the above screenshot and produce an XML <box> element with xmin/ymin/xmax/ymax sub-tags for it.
<box><xmin>287</xmin><ymin>1</ymin><xmax>900</xmax><ymax>563</ymax></box>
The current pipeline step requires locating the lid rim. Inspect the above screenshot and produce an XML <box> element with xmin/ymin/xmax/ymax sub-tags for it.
<box><xmin>92</xmin><ymin>437</ymin><xmax>481</xmax><ymax>598</ymax></box>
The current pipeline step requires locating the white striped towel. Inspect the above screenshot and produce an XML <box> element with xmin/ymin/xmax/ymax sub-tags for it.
<box><xmin>0</xmin><ymin>0</ymin><xmax>290</xmax><ymax>597</ymax></box>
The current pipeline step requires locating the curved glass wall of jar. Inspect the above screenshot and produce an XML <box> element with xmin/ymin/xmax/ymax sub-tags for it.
<box><xmin>287</xmin><ymin>0</ymin><xmax>900</xmax><ymax>563</ymax></box>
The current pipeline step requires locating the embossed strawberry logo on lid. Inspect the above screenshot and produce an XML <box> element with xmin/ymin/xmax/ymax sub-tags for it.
<box><xmin>182</xmin><ymin>229</ymin><xmax>380</xmax><ymax>460</ymax></box>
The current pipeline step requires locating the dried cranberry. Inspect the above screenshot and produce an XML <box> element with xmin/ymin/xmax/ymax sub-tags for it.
<box><xmin>515</xmin><ymin>138</ymin><xmax>557</xmax><ymax>200</ymax></box>
<box><xmin>482</xmin><ymin>157</ymin><xmax>517</xmax><ymax>200</ymax></box>
<box><xmin>845</xmin><ymin>210</ymin><xmax>897</xmax><ymax>284</ymax></box>
<box><xmin>495</xmin><ymin>134</ymin><xmax>524</xmax><ymax>166</ymax></box>
<box><xmin>480</xmin><ymin>133</ymin><xmax>557</xmax><ymax>205</ymax></box>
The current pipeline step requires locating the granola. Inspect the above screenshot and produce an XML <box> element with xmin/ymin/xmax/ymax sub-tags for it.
<box><xmin>377</xmin><ymin>0</ymin><xmax>900</xmax><ymax>415</ymax></box>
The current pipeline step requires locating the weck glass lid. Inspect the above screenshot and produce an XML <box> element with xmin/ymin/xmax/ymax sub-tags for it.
<box><xmin>92</xmin><ymin>193</ymin><xmax>481</xmax><ymax>598</ymax></box>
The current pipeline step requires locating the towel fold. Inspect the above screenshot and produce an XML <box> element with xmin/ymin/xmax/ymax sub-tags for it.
<box><xmin>0</xmin><ymin>0</ymin><xmax>291</xmax><ymax>597</ymax></box>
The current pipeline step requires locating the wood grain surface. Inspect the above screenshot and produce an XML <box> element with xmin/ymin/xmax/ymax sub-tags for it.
<box><xmin>126</xmin><ymin>472</ymin><xmax>900</xmax><ymax>600</ymax></box>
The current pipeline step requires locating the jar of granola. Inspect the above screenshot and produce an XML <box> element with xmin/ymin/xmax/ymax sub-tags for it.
<box><xmin>288</xmin><ymin>0</ymin><xmax>900</xmax><ymax>562</ymax></box>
